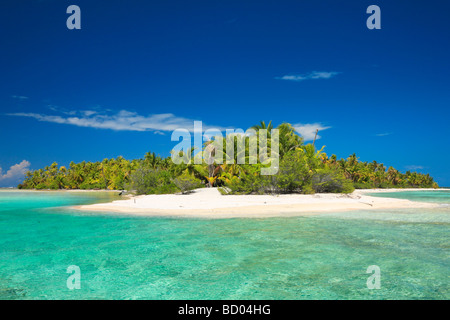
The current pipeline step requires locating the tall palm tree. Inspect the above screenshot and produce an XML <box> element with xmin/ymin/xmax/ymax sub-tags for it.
<box><xmin>251</xmin><ymin>120</ymin><xmax>273</xmax><ymax>132</ymax></box>
<box><xmin>204</xmin><ymin>141</ymin><xmax>217</xmax><ymax>187</ymax></box>
<box><xmin>277</xmin><ymin>122</ymin><xmax>303</xmax><ymax>158</ymax></box>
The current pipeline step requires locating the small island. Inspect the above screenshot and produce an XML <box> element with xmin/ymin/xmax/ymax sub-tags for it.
<box><xmin>17</xmin><ymin>121</ymin><xmax>439</xmax><ymax>217</ymax></box>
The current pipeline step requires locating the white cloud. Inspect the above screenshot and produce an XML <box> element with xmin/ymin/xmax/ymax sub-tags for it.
<box><xmin>8</xmin><ymin>109</ymin><xmax>228</xmax><ymax>133</ymax></box>
<box><xmin>375</xmin><ymin>132</ymin><xmax>392</xmax><ymax>137</ymax></box>
<box><xmin>81</xmin><ymin>110</ymin><xmax>98</xmax><ymax>117</ymax></box>
<box><xmin>293</xmin><ymin>123</ymin><xmax>331</xmax><ymax>141</ymax></box>
<box><xmin>47</xmin><ymin>105</ymin><xmax>99</xmax><ymax>117</ymax></box>
<box><xmin>405</xmin><ymin>165</ymin><xmax>424</xmax><ymax>171</ymax></box>
<box><xmin>0</xmin><ymin>160</ymin><xmax>31</xmax><ymax>187</ymax></box>
<box><xmin>11</xmin><ymin>95</ymin><xmax>29</xmax><ymax>100</ymax></box>
<box><xmin>47</xmin><ymin>105</ymin><xmax>77</xmax><ymax>115</ymax></box>
<box><xmin>276</xmin><ymin>71</ymin><xmax>340</xmax><ymax>82</ymax></box>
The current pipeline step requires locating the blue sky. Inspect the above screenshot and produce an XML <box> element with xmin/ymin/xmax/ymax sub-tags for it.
<box><xmin>1</xmin><ymin>0</ymin><xmax>449</xmax><ymax>187</ymax></box>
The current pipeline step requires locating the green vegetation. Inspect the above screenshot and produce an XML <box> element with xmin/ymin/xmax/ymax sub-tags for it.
<box><xmin>18</xmin><ymin>157</ymin><xmax>138</xmax><ymax>190</ymax></box>
<box><xmin>126</xmin><ymin>167</ymin><xmax>178</xmax><ymax>195</ymax></box>
<box><xmin>18</xmin><ymin>121</ymin><xmax>439</xmax><ymax>193</ymax></box>
<box><xmin>173</xmin><ymin>171</ymin><xmax>203</xmax><ymax>194</ymax></box>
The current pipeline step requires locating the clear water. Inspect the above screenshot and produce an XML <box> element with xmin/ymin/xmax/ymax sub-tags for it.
<box><xmin>368</xmin><ymin>189</ymin><xmax>450</xmax><ymax>204</ymax></box>
<box><xmin>0</xmin><ymin>190</ymin><xmax>448</xmax><ymax>300</ymax></box>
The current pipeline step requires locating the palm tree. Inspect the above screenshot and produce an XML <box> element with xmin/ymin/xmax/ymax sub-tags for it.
<box><xmin>387</xmin><ymin>166</ymin><xmax>400</xmax><ymax>185</ymax></box>
<box><xmin>251</xmin><ymin>120</ymin><xmax>273</xmax><ymax>132</ymax></box>
<box><xmin>204</xmin><ymin>141</ymin><xmax>217</xmax><ymax>187</ymax></box>
<box><xmin>145</xmin><ymin>152</ymin><xmax>163</xmax><ymax>169</ymax></box>
<box><xmin>277</xmin><ymin>123</ymin><xmax>303</xmax><ymax>158</ymax></box>
<box><xmin>99</xmin><ymin>160</ymin><xmax>109</xmax><ymax>188</ymax></box>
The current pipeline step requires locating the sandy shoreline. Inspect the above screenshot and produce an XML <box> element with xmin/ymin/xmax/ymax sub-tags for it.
<box><xmin>72</xmin><ymin>188</ymin><xmax>445</xmax><ymax>219</ymax></box>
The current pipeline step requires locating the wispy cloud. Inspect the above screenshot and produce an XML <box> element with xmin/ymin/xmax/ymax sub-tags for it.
<box><xmin>47</xmin><ymin>105</ymin><xmax>94</xmax><ymax>116</ymax></box>
<box><xmin>0</xmin><ymin>160</ymin><xmax>31</xmax><ymax>187</ymax></box>
<box><xmin>293</xmin><ymin>123</ymin><xmax>331</xmax><ymax>141</ymax></box>
<box><xmin>276</xmin><ymin>71</ymin><xmax>340</xmax><ymax>82</ymax></box>
<box><xmin>82</xmin><ymin>110</ymin><xmax>98</xmax><ymax>117</ymax></box>
<box><xmin>11</xmin><ymin>95</ymin><xmax>29</xmax><ymax>100</ymax></box>
<box><xmin>7</xmin><ymin>109</ymin><xmax>227</xmax><ymax>133</ymax></box>
<box><xmin>405</xmin><ymin>165</ymin><xmax>424</xmax><ymax>171</ymax></box>
<box><xmin>375</xmin><ymin>132</ymin><xmax>392</xmax><ymax>137</ymax></box>
<box><xmin>47</xmin><ymin>105</ymin><xmax>76</xmax><ymax>115</ymax></box>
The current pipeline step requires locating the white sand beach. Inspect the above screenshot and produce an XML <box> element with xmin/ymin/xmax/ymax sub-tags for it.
<box><xmin>73</xmin><ymin>188</ymin><xmax>443</xmax><ymax>218</ymax></box>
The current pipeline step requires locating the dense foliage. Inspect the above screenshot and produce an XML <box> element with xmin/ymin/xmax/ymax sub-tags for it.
<box><xmin>18</xmin><ymin>121</ymin><xmax>438</xmax><ymax>193</ymax></box>
<box><xmin>18</xmin><ymin>157</ymin><xmax>138</xmax><ymax>190</ymax></box>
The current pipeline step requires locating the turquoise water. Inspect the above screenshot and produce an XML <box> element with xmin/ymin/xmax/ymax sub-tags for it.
<box><xmin>368</xmin><ymin>189</ymin><xmax>450</xmax><ymax>204</ymax></box>
<box><xmin>0</xmin><ymin>190</ymin><xmax>448</xmax><ymax>300</ymax></box>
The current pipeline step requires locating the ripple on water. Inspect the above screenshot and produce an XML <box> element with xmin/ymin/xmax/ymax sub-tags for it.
<box><xmin>0</xmin><ymin>190</ymin><xmax>448</xmax><ymax>299</ymax></box>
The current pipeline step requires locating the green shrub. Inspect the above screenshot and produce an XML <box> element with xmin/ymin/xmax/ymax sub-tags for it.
<box><xmin>274</xmin><ymin>151</ymin><xmax>312</xmax><ymax>193</ymax></box>
<box><xmin>154</xmin><ymin>184</ymin><xmax>179</xmax><ymax>194</ymax></box>
<box><xmin>353</xmin><ymin>182</ymin><xmax>374</xmax><ymax>189</ymax></box>
<box><xmin>127</xmin><ymin>167</ymin><xmax>177</xmax><ymax>195</ymax></box>
<box><xmin>301</xmin><ymin>183</ymin><xmax>315</xmax><ymax>194</ymax></box>
<box><xmin>378</xmin><ymin>182</ymin><xmax>392</xmax><ymax>189</ymax></box>
<box><xmin>225</xmin><ymin>172</ymin><xmax>266</xmax><ymax>194</ymax></box>
<box><xmin>173</xmin><ymin>172</ymin><xmax>203</xmax><ymax>194</ymax></box>
<box><xmin>312</xmin><ymin>169</ymin><xmax>354</xmax><ymax>193</ymax></box>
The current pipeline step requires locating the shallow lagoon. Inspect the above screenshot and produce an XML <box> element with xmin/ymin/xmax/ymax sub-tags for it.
<box><xmin>0</xmin><ymin>190</ymin><xmax>448</xmax><ymax>299</ymax></box>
